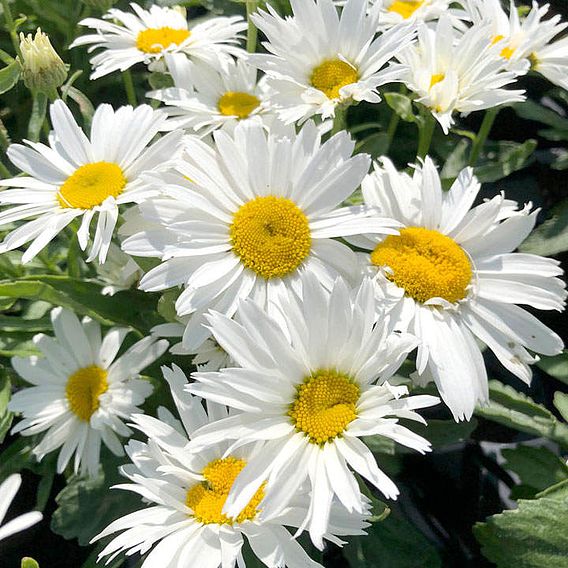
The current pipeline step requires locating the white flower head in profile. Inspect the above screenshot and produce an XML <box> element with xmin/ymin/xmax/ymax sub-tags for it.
<box><xmin>93</xmin><ymin>365</ymin><xmax>369</xmax><ymax>567</ymax></box>
<box><xmin>335</xmin><ymin>0</ymin><xmax>457</xmax><ymax>28</ymax></box>
<box><xmin>9</xmin><ymin>308</ymin><xmax>168</xmax><ymax>477</ymax></box>
<box><xmin>71</xmin><ymin>2</ymin><xmax>246</xmax><ymax>79</ymax></box>
<box><xmin>148</xmin><ymin>54</ymin><xmax>277</xmax><ymax>137</ymax></box>
<box><xmin>0</xmin><ymin>100</ymin><xmax>182</xmax><ymax>264</ymax></box>
<box><xmin>188</xmin><ymin>276</ymin><xmax>439</xmax><ymax>548</ymax></box>
<box><xmin>397</xmin><ymin>15</ymin><xmax>525</xmax><ymax>133</ymax></box>
<box><xmin>0</xmin><ymin>474</ymin><xmax>42</xmax><ymax>542</ymax></box>
<box><xmin>352</xmin><ymin>156</ymin><xmax>566</xmax><ymax>421</ymax></box>
<box><xmin>122</xmin><ymin>120</ymin><xmax>400</xmax><ymax>351</ymax></box>
<box><xmin>249</xmin><ymin>0</ymin><xmax>416</xmax><ymax>123</ymax></box>
<box><xmin>465</xmin><ymin>0</ymin><xmax>568</xmax><ymax>90</ymax></box>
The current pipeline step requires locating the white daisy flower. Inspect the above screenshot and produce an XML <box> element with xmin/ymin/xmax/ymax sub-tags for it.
<box><xmin>8</xmin><ymin>307</ymin><xmax>168</xmax><ymax>478</ymax></box>
<box><xmin>380</xmin><ymin>0</ymin><xmax>453</xmax><ymax>26</ymax></box>
<box><xmin>465</xmin><ymin>0</ymin><xmax>568</xmax><ymax>90</ymax></box>
<box><xmin>122</xmin><ymin>120</ymin><xmax>400</xmax><ymax>351</ymax></box>
<box><xmin>188</xmin><ymin>276</ymin><xmax>439</xmax><ymax>549</ymax></box>
<box><xmin>248</xmin><ymin>0</ymin><xmax>416</xmax><ymax>124</ymax></box>
<box><xmin>351</xmin><ymin>156</ymin><xmax>566</xmax><ymax>421</ymax></box>
<box><xmin>152</xmin><ymin>319</ymin><xmax>232</xmax><ymax>369</ymax></box>
<box><xmin>148</xmin><ymin>54</ymin><xmax>277</xmax><ymax>136</ymax></box>
<box><xmin>0</xmin><ymin>100</ymin><xmax>182</xmax><ymax>264</ymax></box>
<box><xmin>93</xmin><ymin>365</ymin><xmax>368</xmax><ymax>567</ymax></box>
<box><xmin>71</xmin><ymin>3</ymin><xmax>246</xmax><ymax>79</ymax></box>
<box><xmin>0</xmin><ymin>474</ymin><xmax>42</xmax><ymax>543</ymax></box>
<box><xmin>397</xmin><ymin>15</ymin><xmax>525</xmax><ymax>133</ymax></box>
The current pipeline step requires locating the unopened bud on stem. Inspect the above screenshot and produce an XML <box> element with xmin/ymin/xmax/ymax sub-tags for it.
<box><xmin>19</xmin><ymin>29</ymin><xmax>67</xmax><ymax>94</ymax></box>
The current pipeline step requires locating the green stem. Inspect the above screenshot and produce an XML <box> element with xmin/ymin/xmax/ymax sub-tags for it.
<box><xmin>385</xmin><ymin>111</ymin><xmax>400</xmax><ymax>153</ymax></box>
<box><xmin>331</xmin><ymin>105</ymin><xmax>348</xmax><ymax>135</ymax></box>
<box><xmin>46</xmin><ymin>87</ymin><xmax>59</xmax><ymax>103</ymax></box>
<box><xmin>0</xmin><ymin>160</ymin><xmax>11</xmax><ymax>178</ymax></box>
<box><xmin>468</xmin><ymin>107</ymin><xmax>499</xmax><ymax>167</ymax></box>
<box><xmin>122</xmin><ymin>70</ymin><xmax>137</xmax><ymax>107</ymax></box>
<box><xmin>246</xmin><ymin>0</ymin><xmax>259</xmax><ymax>53</ymax></box>
<box><xmin>1</xmin><ymin>0</ymin><xmax>21</xmax><ymax>58</ymax></box>
<box><xmin>416</xmin><ymin>112</ymin><xmax>436</xmax><ymax>159</ymax></box>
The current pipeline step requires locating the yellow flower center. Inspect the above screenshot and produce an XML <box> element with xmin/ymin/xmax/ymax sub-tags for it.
<box><xmin>491</xmin><ymin>35</ymin><xmax>515</xmax><ymax>60</ymax></box>
<box><xmin>185</xmin><ymin>457</ymin><xmax>265</xmax><ymax>525</ymax></box>
<box><xmin>371</xmin><ymin>227</ymin><xmax>472</xmax><ymax>304</ymax></box>
<box><xmin>230</xmin><ymin>195</ymin><xmax>311</xmax><ymax>279</ymax></box>
<box><xmin>57</xmin><ymin>162</ymin><xmax>126</xmax><ymax>210</ymax></box>
<box><xmin>310</xmin><ymin>59</ymin><xmax>358</xmax><ymax>99</ymax></box>
<box><xmin>388</xmin><ymin>0</ymin><xmax>425</xmax><ymax>18</ymax></box>
<box><xmin>429</xmin><ymin>73</ymin><xmax>445</xmax><ymax>89</ymax></box>
<box><xmin>217</xmin><ymin>91</ymin><xmax>260</xmax><ymax>119</ymax></box>
<box><xmin>136</xmin><ymin>27</ymin><xmax>190</xmax><ymax>54</ymax></box>
<box><xmin>528</xmin><ymin>52</ymin><xmax>539</xmax><ymax>69</ymax></box>
<box><xmin>65</xmin><ymin>365</ymin><xmax>108</xmax><ymax>422</ymax></box>
<box><xmin>289</xmin><ymin>370</ymin><xmax>360</xmax><ymax>445</ymax></box>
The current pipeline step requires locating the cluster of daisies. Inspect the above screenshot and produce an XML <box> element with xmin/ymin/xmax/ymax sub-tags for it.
<box><xmin>0</xmin><ymin>0</ymin><xmax>566</xmax><ymax>566</ymax></box>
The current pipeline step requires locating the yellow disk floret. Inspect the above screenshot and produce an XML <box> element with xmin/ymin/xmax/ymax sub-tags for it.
<box><xmin>57</xmin><ymin>162</ymin><xmax>126</xmax><ymax>209</ymax></box>
<box><xmin>371</xmin><ymin>226</ymin><xmax>473</xmax><ymax>304</ymax></box>
<box><xmin>136</xmin><ymin>27</ymin><xmax>190</xmax><ymax>54</ymax></box>
<box><xmin>230</xmin><ymin>196</ymin><xmax>311</xmax><ymax>279</ymax></box>
<box><xmin>429</xmin><ymin>73</ymin><xmax>445</xmax><ymax>89</ymax></box>
<box><xmin>289</xmin><ymin>370</ymin><xmax>360</xmax><ymax>445</ymax></box>
<box><xmin>310</xmin><ymin>59</ymin><xmax>358</xmax><ymax>99</ymax></box>
<box><xmin>491</xmin><ymin>35</ymin><xmax>516</xmax><ymax>60</ymax></box>
<box><xmin>65</xmin><ymin>365</ymin><xmax>108</xmax><ymax>422</ymax></box>
<box><xmin>388</xmin><ymin>0</ymin><xmax>424</xmax><ymax>18</ymax></box>
<box><xmin>185</xmin><ymin>457</ymin><xmax>265</xmax><ymax>525</ymax></box>
<box><xmin>218</xmin><ymin>91</ymin><xmax>260</xmax><ymax>119</ymax></box>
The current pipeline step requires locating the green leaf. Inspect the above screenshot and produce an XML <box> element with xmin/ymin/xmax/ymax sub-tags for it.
<box><xmin>513</xmin><ymin>100</ymin><xmax>568</xmax><ymax>131</ymax></box>
<box><xmin>474</xmin><ymin>480</ymin><xmax>568</xmax><ymax>567</ymax></box>
<box><xmin>474</xmin><ymin>380</ymin><xmax>568</xmax><ymax>448</ymax></box>
<box><xmin>345</xmin><ymin>510</ymin><xmax>442</xmax><ymax>568</ymax></box>
<box><xmin>502</xmin><ymin>445</ymin><xmax>568</xmax><ymax>499</ymax></box>
<box><xmin>384</xmin><ymin>92</ymin><xmax>418</xmax><ymax>123</ymax></box>
<box><xmin>0</xmin><ymin>276</ymin><xmax>161</xmax><ymax>331</ymax></box>
<box><xmin>474</xmin><ymin>140</ymin><xmax>537</xmax><ymax>182</ymax></box>
<box><xmin>0</xmin><ymin>369</ymin><xmax>12</xmax><ymax>443</ymax></box>
<box><xmin>554</xmin><ymin>392</ymin><xmax>568</xmax><ymax>423</ymax></box>
<box><xmin>519</xmin><ymin>199</ymin><xmax>568</xmax><ymax>256</ymax></box>
<box><xmin>440</xmin><ymin>138</ymin><xmax>470</xmax><ymax>182</ymax></box>
<box><xmin>21</xmin><ymin>558</ymin><xmax>40</xmax><ymax>568</ymax></box>
<box><xmin>537</xmin><ymin>351</ymin><xmax>568</xmax><ymax>385</ymax></box>
<box><xmin>355</xmin><ymin>132</ymin><xmax>389</xmax><ymax>158</ymax></box>
<box><xmin>0</xmin><ymin>60</ymin><xmax>21</xmax><ymax>95</ymax></box>
<box><xmin>408</xmin><ymin>418</ymin><xmax>478</xmax><ymax>449</ymax></box>
<box><xmin>64</xmin><ymin>86</ymin><xmax>95</xmax><ymax>130</ymax></box>
<box><xmin>51</xmin><ymin>455</ymin><xmax>141</xmax><ymax>546</ymax></box>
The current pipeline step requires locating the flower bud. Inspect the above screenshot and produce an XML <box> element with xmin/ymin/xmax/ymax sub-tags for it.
<box><xmin>19</xmin><ymin>29</ymin><xmax>67</xmax><ymax>94</ymax></box>
<box><xmin>80</xmin><ymin>0</ymin><xmax>118</xmax><ymax>9</ymax></box>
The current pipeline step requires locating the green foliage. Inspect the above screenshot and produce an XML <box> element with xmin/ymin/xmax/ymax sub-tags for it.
<box><xmin>384</xmin><ymin>92</ymin><xmax>418</xmax><ymax>123</ymax></box>
<box><xmin>346</xmin><ymin>510</ymin><xmax>442</xmax><ymax>568</ymax></box>
<box><xmin>475</xmin><ymin>381</ymin><xmax>568</xmax><ymax>449</ymax></box>
<box><xmin>520</xmin><ymin>199</ymin><xmax>568</xmax><ymax>256</ymax></box>
<box><xmin>0</xmin><ymin>368</ymin><xmax>12</xmax><ymax>443</ymax></box>
<box><xmin>474</xmin><ymin>139</ymin><xmax>537</xmax><ymax>182</ymax></box>
<box><xmin>0</xmin><ymin>59</ymin><xmax>21</xmax><ymax>94</ymax></box>
<box><xmin>475</xmin><ymin>481</ymin><xmax>568</xmax><ymax>568</ymax></box>
<box><xmin>51</xmin><ymin>455</ymin><xmax>142</xmax><ymax>546</ymax></box>
<box><xmin>0</xmin><ymin>276</ymin><xmax>161</xmax><ymax>331</ymax></box>
<box><xmin>537</xmin><ymin>351</ymin><xmax>568</xmax><ymax>385</ymax></box>
<box><xmin>21</xmin><ymin>558</ymin><xmax>40</xmax><ymax>568</ymax></box>
<box><xmin>502</xmin><ymin>445</ymin><xmax>568</xmax><ymax>499</ymax></box>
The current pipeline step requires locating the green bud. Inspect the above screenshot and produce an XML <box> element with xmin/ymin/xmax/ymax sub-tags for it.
<box><xmin>18</xmin><ymin>29</ymin><xmax>68</xmax><ymax>94</ymax></box>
